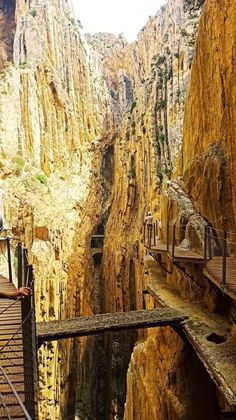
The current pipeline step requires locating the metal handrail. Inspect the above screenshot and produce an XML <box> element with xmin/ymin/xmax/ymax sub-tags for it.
<box><xmin>0</xmin><ymin>365</ymin><xmax>32</xmax><ymax>420</ymax></box>
<box><xmin>0</xmin><ymin>391</ymin><xmax>11</xmax><ymax>419</ymax></box>
<box><xmin>204</xmin><ymin>224</ymin><xmax>236</xmax><ymax>292</ymax></box>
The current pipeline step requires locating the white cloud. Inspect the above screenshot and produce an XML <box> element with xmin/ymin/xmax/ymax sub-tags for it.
<box><xmin>72</xmin><ymin>0</ymin><xmax>166</xmax><ymax>41</ymax></box>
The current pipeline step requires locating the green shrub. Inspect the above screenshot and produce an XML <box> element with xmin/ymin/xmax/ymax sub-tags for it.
<box><xmin>35</xmin><ymin>174</ymin><xmax>48</xmax><ymax>185</ymax></box>
<box><xmin>131</xmin><ymin>121</ymin><xmax>136</xmax><ymax>129</ymax></box>
<box><xmin>126</xmin><ymin>131</ymin><xmax>130</xmax><ymax>140</ymax></box>
<box><xmin>12</xmin><ymin>155</ymin><xmax>25</xmax><ymax>174</ymax></box>
<box><xmin>180</xmin><ymin>28</ymin><xmax>188</xmax><ymax>37</ymax></box>
<box><xmin>142</xmin><ymin>126</ymin><xmax>146</xmax><ymax>135</ymax></box>
<box><xmin>29</xmin><ymin>9</ymin><xmax>37</xmax><ymax>17</ymax></box>
<box><xmin>156</xmin><ymin>56</ymin><xmax>166</xmax><ymax>66</ymax></box>
<box><xmin>188</xmin><ymin>13</ymin><xmax>198</xmax><ymax>19</ymax></box>
<box><xmin>159</xmin><ymin>133</ymin><xmax>166</xmax><ymax>143</ymax></box>
<box><xmin>110</xmin><ymin>89</ymin><xmax>116</xmax><ymax>99</ymax></box>
<box><xmin>163</xmin><ymin>168</ymin><xmax>172</xmax><ymax>177</ymax></box>
<box><xmin>157</xmin><ymin>100</ymin><xmax>166</xmax><ymax>111</ymax></box>
<box><xmin>130</xmin><ymin>101</ymin><xmax>137</xmax><ymax>113</ymax></box>
<box><xmin>19</xmin><ymin>60</ymin><xmax>28</xmax><ymax>69</ymax></box>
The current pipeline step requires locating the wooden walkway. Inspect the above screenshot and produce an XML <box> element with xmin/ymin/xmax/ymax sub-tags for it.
<box><xmin>0</xmin><ymin>276</ymin><xmax>26</xmax><ymax>419</ymax></box>
<box><xmin>204</xmin><ymin>257</ymin><xmax>236</xmax><ymax>300</ymax></box>
<box><xmin>146</xmin><ymin>238</ymin><xmax>204</xmax><ymax>263</ymax></box>
<box><xmin>145</xmin><ymin>262</ymin><xmax>236</xmax><ymax>410</ymax></box>
<box><xmin>37</xmin><ymin>308</ymin><xmax>187</xmax><ymax>343</ymax></box>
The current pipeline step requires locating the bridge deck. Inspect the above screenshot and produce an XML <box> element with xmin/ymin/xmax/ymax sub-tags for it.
<box><xmin>37</xmin><ymin>308</ymin><xmax>187</xmax><ymax>343</ymax></box>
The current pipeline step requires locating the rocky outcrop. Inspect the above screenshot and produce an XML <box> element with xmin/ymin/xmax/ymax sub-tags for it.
<box><xmin>124</xmin><ymin>328</ymin><xmax>220</xmax><ymax>420</ymax></box>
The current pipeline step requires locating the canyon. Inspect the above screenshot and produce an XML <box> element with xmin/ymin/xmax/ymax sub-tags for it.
<box><xmin>0</xmin><ymin>0</ymin><xmax>235</xmax><ymax>419</ymax></box>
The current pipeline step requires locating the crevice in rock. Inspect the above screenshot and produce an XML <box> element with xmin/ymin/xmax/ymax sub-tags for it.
<box><xmin>0</xmin><ymin>0</ymin><xmax>16</xmax><ymax>68</ymax></box>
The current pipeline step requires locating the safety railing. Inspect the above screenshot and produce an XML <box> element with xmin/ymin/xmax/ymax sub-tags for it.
<box><xmin>204</xmin><ymin>226</ymin><xmax>236</xmax><ymax>291</ymax></box>
<box><xmin>0</xmin><ymin>365</ymin><xmax>32</xmax><ymax>419</ymax></box>
<box><xmin>143</xmin><ymin>222</ymin><xmax>158</xmax><ymax>248</ymax></box>
<box><xmin>0</xmin><ymin>241</ymin><xmax>38</xmax><ymax>419</ymax></box>
<box><xmin>143</xmin><ymin>222</ymin><xmax>188</xmax><ymax>255</ymax></box>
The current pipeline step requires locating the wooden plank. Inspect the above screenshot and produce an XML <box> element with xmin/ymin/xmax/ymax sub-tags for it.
<box><xmin>37</xmin><ymin>308</ymin><xmax>188</xmax><ymax>342</ymax></box>
<box><xmin>146</xmin><ymin>238</ymin><xmax>204</xmax><ymax>262</ymax></box>
<box><xmin>204</xmin><ymin>256</ymin><xmax>236</xmax><ymax>301</ymax></box>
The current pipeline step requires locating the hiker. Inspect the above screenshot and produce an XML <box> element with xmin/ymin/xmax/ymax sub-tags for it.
<box><xmin>145</xmin><ymin>211</ymin><xmax>153</xmax><ymax>246</ymax></box>
<box><xmin>0</xmin><ymin>287</ymin><xmax>30</xmax><ymax>300</ymax></box>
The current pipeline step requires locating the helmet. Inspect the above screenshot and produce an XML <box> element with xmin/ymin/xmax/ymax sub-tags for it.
<box><xmin>148</xmin><ymin>212</ymin><xmax>152</xmax><ymax>215</ymax></box>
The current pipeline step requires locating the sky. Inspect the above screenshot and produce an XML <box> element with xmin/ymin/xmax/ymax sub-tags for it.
<box><xmin>72</xmin><ymin>0</ymin><xmax>166</xmax><ymax>42</ymax></box>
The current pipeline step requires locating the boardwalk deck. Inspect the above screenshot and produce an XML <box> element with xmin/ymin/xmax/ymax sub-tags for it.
<box><xmin>0</xmin><ymin>276</ymin><xmax>26</xmax><ymax>419</ymax></box>
<box><xmin>145</xmin><ymin>259</ymin><xmax>236</xmax><ymax>410</ymax></box>
<box><xmin>204</xmin><ymin>257</ymin><xmax>236</xmax><ymax>300</ymax></box>
<box><xmin>37</xmin><ymin>308</ymin><xmax>187</xmax><ymax>343</ymax></box>
<box><xmin>145</xmin><ymin>238</ymin><xmax>204</xmax><ymax>263</ymax></box>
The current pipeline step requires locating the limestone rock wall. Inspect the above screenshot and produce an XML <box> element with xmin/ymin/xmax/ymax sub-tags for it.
<box><xmin>86</xmin><ymin>0</ymin><xmax>210</xmax><ymax>417</ymax></box>
<box><xmin>124</xmin><ymin>328</ymin><xmax>220</xmax><ymax>420</ymax></box>
<box><xmin>0</xmin><ymin>1</ymin><xmax>113</xmax><ymax>418</ymax></box>
<box><xmin>182</xmin><ymin>0</ymin><xmax>236</xmax><ymax>232</ymax></box>
<box><xmin>87</xmin><ymin>0</ymin><xmax>236</xmax><ymax>418</ymax></box>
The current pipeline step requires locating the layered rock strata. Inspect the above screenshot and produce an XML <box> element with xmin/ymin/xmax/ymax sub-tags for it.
<box><xmin>0</xmin><ymin>0</ymin><xmax>113</xmax><ymax>418</ymax></box>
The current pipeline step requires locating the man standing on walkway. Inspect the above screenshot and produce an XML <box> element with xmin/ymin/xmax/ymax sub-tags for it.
<box><xmin>145</xmin><ymin>211</ymin><xmax>153</xmax><ymax>247</ymax></box>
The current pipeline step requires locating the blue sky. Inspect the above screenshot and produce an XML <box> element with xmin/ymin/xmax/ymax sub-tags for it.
<box><xmin>72</xmin><ymin>0</ymin><xmax>166</xmax><ymax>41</ymax></box>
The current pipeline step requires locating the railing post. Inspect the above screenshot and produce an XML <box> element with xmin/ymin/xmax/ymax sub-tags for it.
<box><xmin>208</xmin><ymin>226</ymin><xmax>212</xmax><ymax>260</ymax></box>
<box><xmin>222</xmin><ymin>230</ymin><xmax>227</xmax><ymax>288</ymax></box>
<box><xmin>148</xmin><ymin>224</ymin><xmax>152</xmax><ymax>248</ymax></box>
<box><xmin>22</xmin><ymin>263</ymin><xmax>38</xmax><ymax>419</ymax></box>
<box><xmin>6</xmin><ymin>237</ymin><xmax>13</xmax><ymax>283</ymax></box>
<box><xmin>17</xmin><ymin>242</ymin><xmax>23</xmax><ymax>288</ymax></box>
<box><xmin>172</xmin><ymin>224</ymin><xmax>176</xmax><ymax>258</ymax></box>
<box><xmin>144</xmin><ymin>223</ymin><xmax>146</xmax><ymax>245</ymax></box>
<box><xmin>167</xmin><ymin>223</ymin><xmax>169</xmax><ymax>252</ymax></box>
<box><xmin>23</xmin><ymin>248</ymin><xmax>29</xmax><ymax>287</ymax></box>
<box><xmin>204</xmin><ymin>225</ymin><xmax>208</xmax><ymax>268</ymax></box>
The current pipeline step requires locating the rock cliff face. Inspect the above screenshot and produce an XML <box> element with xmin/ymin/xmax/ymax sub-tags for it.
<box><xmin>0</xmin><ymin>0</ymin><xmax>235</xmax><ymax>418</ymax></box>
<box><xmin>0</xmin><ymin>0</ymin><xmax>113</xmax><ymax>418</ymax></box>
